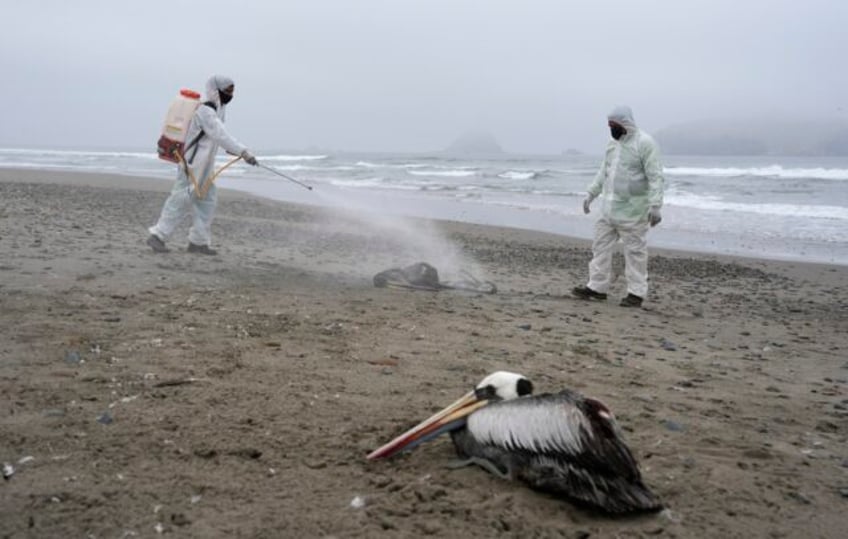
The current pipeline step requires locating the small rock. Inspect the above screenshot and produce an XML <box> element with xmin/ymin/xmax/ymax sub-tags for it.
<box><xmin>43</xmin><ymin>408</ymin><xmax>66</xmax><ymax>417</ymax></box>
<box><xmin>381</xmin><ymin>367</ymin><xmax>393</xmax><ymax>375</ymax></box>
<box><xmin>96</xmin><ymin>411</ymin><xmax>113</xmax><ymax>425</ymax></box>
<box><xmin>350</xmin><ymin>495</ymin><xmax>366</xmax><ymax>509</ymax></box>
<box><xmin>574</xmin><ymin>531</ymin><xmax>592</xmax><ymax>539</ymax></box>
<box><xmin>659</xmin><ymin>339</ymin><xmax>677</xmax><ymax>351</ymax></box>
<box><xmin>517</xmin><ymin>324</ymin><xmax>532</xmax><ymax>331</ymax></box>
<box><xmin>2</xmin><ymin>463</ymin><xmax>14</xmax><ymax>480</ymax></box>
<box><xmin>170</xmin><ymin>513</ymin><xmax>190</xmax><ymax>527</ymax></box>
<box><xmin>661</xmin><ymin>419</ymin><xmax>685</xmax><ymax>432</ymax></box>
<box><xmin>64</xmin><ymin>350</ymin><xmax>82</xmax><ymax>364</ymax></box>
<box><xmin>839</xmin><ymin>488</ymin><xmax>848</xmax><ymax>498</ymax></box>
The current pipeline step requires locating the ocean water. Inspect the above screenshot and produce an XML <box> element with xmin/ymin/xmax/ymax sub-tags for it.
<box><xmin>1</xmin><ymin>148</ymin><xmax>847</xmax><ymax>265</ymax></box>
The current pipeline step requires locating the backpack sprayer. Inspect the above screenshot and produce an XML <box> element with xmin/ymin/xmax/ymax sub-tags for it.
<box><xmin>157</xmin><ymin>88</ymin><xmax>312</xmax><ymax>196</ymax></box>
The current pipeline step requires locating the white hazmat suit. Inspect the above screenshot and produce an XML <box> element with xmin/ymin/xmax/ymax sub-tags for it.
<box><xmin>148</xmin><ymin>75</ymin><xmax>250</xmax><ymax>251</ymax></box>
<box><xmin>582</xmin><ymin>105</ymin><xmax>665</xmax><ymax>301</ymax></box>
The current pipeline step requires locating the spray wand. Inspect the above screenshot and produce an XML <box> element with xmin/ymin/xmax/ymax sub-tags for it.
<box><xmin>257</xmin><ymin>162</ymin><xmax>313</xmax><ymax>191</ymax></box>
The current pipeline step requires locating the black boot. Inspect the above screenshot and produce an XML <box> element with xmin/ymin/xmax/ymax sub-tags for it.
<box><xmin>619</xmin><ymin>293</ymin><xmax>643</xmax><ymax>308</ymax></box>
<box><xmin>187</xmin><ymin>242</ymin><xmax>218</xmax><ymax>255</ymax></box>
<box><xmin>146</xmin><ymin>234</ymin><xmax>169</xmax><ymax>253</ymax></box>
<box><xmin>572</xmin><ymin>286</ymin><xmax>608</xmax><ymax>301</ymax></box>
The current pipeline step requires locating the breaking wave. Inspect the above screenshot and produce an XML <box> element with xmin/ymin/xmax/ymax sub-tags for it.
<box><xmin>665</xmin><ymin>165</ymin><xmax>848</xmax><ymax>181</ymax></box>
<box><xmin>666</xmin><ymin>193</ymin><xmax>848</xmax><ymax>220</ymax></box>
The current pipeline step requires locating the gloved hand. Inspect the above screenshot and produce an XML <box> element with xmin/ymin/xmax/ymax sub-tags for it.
<box><xmin>582</xmin><ymin>194</ymin><xmax>595</xmax><ymax>215</ymax></box>
<box><xmin>241</xmin><ymin>150</ymin><xmax>258</xmax><ymax>166</ymax></box>
<box><xmin>648</xmin><ymin>206</ymin><xmax>662</xmax><ymax>227</ymax></box>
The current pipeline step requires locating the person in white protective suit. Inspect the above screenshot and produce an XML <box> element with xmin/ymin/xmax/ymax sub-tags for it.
<box><xmin>572</xmin><ymin>105</ymin><xmax>665</xmax><ymax>307</ymax></box>
<box><xmin>147</xmin><ymin>75</ymin><xmax>258</xmax><ymax>255</ymax></box>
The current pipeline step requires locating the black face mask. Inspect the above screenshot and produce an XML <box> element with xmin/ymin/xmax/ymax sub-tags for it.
<box><xmin>610</xmin><ymin>124</ymin><xmax>626</xmax><ymax>140</ymax></box>
<box><xmin>219</xmin><ymin>90</ymin><xmax>233</xmax><ymax>105</ymax></box>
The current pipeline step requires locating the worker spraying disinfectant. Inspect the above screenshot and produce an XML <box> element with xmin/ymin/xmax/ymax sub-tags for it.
<box><xmin>149</xmin><ymin>75</ymin><xmax>266</xmax><ymax>255</ymax></box>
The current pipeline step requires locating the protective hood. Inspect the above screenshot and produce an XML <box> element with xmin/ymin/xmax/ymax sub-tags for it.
<box><xmin>608</xmin><ymin>105</ymin><xmax>637</xmax><ymax>130</ymax></box>
<box><xmin>205</xmin><ymin>75</ymin><xmax>234</xmax><ymax>118</ymax></box>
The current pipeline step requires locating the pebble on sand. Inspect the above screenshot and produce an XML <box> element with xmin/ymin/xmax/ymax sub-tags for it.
<box><xmin>661</xmin><ymin>419</ymin><xmax>685</xmax><ymax>432</ymax></box>
<box><xmin>660</xmin><ymin>339</ymin><xmax>678</xmax><ymax>351</ymax></box>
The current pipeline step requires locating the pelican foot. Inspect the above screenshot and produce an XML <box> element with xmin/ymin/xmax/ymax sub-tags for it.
<box><xmin>447</xmin><ymin>458</ymin><xmax>512</xmax><ymax>481</ymax></box>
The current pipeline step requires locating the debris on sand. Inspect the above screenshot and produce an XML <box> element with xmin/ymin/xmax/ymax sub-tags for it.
<box><xmin>367</xmin><ymin>358</ymin><xmax>399</xmax><ymax>367</ymax></box>
<box><xmin>374</xmin><ymin>262</ymin><xmax>496</xmax><ymax>294</ymax></box>
<box><xmin>152</xmin><ymin>377</ymin><xmax>208</xmax><ymax>388</ymax></box>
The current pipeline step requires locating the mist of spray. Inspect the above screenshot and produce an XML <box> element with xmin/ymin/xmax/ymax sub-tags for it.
<box><xmin>309</xmin><ymin>187</ymin><xmax>488</xmax><ymax>282</ymax></box>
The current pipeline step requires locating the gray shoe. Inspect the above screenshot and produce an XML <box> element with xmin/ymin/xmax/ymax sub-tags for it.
<box><xmin>147</xmin><ymin>234</ymin><xmax>169</xmax><ymax>253</ymax></box>
<box><xmin>187</xmin><ymin>242</ymin><xmax>217</xmax><ymax>255</ymax></box>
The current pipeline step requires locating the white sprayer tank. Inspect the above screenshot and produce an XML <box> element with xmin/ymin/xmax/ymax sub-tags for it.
<box><xmin>157</xmin><ymin>88</ymin><xmax>201</xmax><ymax>163</ymax></box>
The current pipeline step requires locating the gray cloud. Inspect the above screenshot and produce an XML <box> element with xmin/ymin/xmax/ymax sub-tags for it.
<box><xmin>1</xmin><ymin>0</ymin><xmax>846</xmax><ymax>154</ymax></box>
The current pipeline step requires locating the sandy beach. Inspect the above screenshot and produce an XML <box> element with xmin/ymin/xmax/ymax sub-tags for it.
<box><xmin>1</xmin><ymin>168</ymin><xmax>846</xmax><ymax>538</ymax></box>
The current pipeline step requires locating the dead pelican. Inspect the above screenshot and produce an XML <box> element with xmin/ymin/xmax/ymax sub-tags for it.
<box><xmin>367</xmin><ymin>371</ymin><xmax>662</xmax><ymax>514</ymax></box>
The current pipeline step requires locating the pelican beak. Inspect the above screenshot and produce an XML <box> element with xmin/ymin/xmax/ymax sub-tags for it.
<box><xmin>367</xmin><ymin>390</ymin><xmax>489</xmax><ymax>460</ymax></box>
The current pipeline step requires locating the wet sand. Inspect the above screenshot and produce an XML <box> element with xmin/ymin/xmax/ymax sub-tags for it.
<box><xmin>1</xmin><ymin>168</ymin><xmax>846</xmax><ymax>538</ymax></box>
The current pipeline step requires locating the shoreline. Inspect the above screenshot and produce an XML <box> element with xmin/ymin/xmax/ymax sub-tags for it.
<box><xmin>2</xmin><ymin>167</ymin><xmax>846</xmax><ymax>273</ymax></box>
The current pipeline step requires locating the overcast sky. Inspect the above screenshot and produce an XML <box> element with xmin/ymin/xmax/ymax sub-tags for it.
<box><xmin>1</xmin><ymin>0</ymin><xmax>845</xmax><ymax>154</ymax></box>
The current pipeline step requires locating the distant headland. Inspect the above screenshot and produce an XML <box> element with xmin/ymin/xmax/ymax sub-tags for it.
<box><xmin>655</xmin><ymin>117</ymin><xmax>848</xmax><ymax>156</ymax></box>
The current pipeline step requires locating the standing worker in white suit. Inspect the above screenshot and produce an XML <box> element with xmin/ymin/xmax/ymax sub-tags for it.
<box><xmin>147</xmin><ymin>75</ymin><xmax>258</xmax><ymax>255</ymax></box>
<box><xmin>573</xmin><ymin>105</ymin><xmax>665</xmax><ymax>307</ymax></box>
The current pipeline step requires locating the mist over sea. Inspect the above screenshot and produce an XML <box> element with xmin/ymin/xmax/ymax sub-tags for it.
<box><xmin>2</xmin><ymin>148</ymin><xmax>846</xmax><ymax>265</ymax></box>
